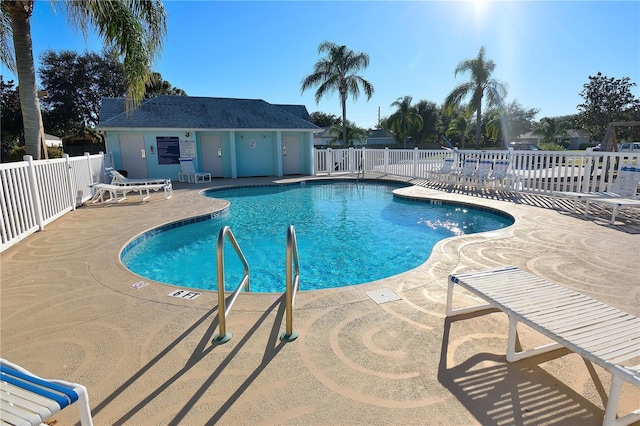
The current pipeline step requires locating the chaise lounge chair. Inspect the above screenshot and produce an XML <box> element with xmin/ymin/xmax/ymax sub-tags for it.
<box><xmin>1</xmin><ymin>358</ymin><xmax>93</xmax><ymax>425</ymax></box>
<box><xmin>551</xmin><ymin>166</ymin><xmax>640</xmax><ymax>214</ymax></box>
<box><xmin>446</xmin><ymin>266</ymin><xmax>640</xmax><ymax>426</ymax></box>
<box><xmin>178</xmin><ymin>157</ymin><xmax>211</xmax><ymax>184</ymax></box>
<box><xmin>91</xmin><ymin>168</ymin><xmax>172</xmax><ymax>203</ymax></box>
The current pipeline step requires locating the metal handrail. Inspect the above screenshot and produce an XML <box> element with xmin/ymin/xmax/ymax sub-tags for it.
<box><xmin>281</xmin><ymin>225</ymin><xmax>299</xmax><ymax>341</ymax></box>
<box><xmin>213</xmin><ymin>226</ymin><xmax>250</xmax><ymax>343</ymax></box>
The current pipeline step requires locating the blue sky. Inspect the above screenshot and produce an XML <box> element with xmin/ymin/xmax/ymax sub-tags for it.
<box><xmin>3</xmin><ymin>1</ymin><xmax>639</xmax><ymax>129</ymax></box>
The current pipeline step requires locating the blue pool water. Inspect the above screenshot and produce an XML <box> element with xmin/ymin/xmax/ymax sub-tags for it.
<box><xmin>121</xmin><ymin>181</ymin><xmax>513</xmax><ymax>292</ymax></box>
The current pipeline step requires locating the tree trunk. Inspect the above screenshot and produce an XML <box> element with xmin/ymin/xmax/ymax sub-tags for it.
<box><xmin>8</xmin><ymin>1</ymin><xmax>44</xmax><ymax>159</ymax></box>
<box><xmin>341</xmin><ymin>93</ymin><xmax>347</xmax><ymax>147</ymax></box>
<box><xmin>475</xmin><ymin>105</ymin><xmax>482</xmax><ymax>150</ymax></box>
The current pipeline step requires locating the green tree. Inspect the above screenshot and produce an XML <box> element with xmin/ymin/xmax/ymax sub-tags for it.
<box><xmin>301</xmin><ymin>41</ymin><xmax>374</xmax><ymax>148</ymax></box>
<box><xmin>386</xmin><ymin>96</ymin><xmax>423</xmax><ymax>148</ymax></box>
<box><xmin>484</xmin><ymin>100</ymin><xmax>539</xmax><ymax>146</ymax></box>
<box><xmin>411</xmin><ymin>100</ymin><xmax>441</xmax><ymax>145</ymax></box>
<box><xmin>145</xmin><ymin>71</ymin><xmax>187</xmax><ymax>98</ymax></box>
<box><xmin>444</xmin><ymin>46</ymin><xmax>508</xmax><ymax>149</ymax></box>
<box><xmin>532</xmin><ymin>117</ymin><xmax>562</xmax><ymax>145</ymax></box>
<box><xmin>39</xmin><ymin>50</ymin><xmax>124</xmax><ymax>137</ymax></box>
<box><xmin>577</xmin><ymin>72</ymin><xmax>640</xmax><ymax>143</ymax></box>
<box><xmin>328</xmin><ymin>122</ymin><xmax>366</xmax><ymax>147</ymax></box>
<box><xmin>309</xmin><ymin>111</ymin><xmax>341</xmax><ymax>128</ymax></box>
<box><xmin>446</xmin><ymin>107</ymin><xmax>473</xmax><ymax>149</ymax></box>
<box><xmin>39</xmin><ymin>49</ymin><xmax>185</xmax><ymax>138</ymax></box>
<box><xmin>1</xmin><ymin>76</ymin><xmax>24</xmax><ymax>160</ymax></box>
<box><xmin>0</xmin><ymin>0</ymin><xmax>167</xmax><ymax>159</ymax></box>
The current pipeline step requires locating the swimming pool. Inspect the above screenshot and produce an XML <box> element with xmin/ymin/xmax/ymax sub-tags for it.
<box><xmin>121</xmin><ymin>181</ymin><xmax>513</xmax><ymax>292</ymax></box>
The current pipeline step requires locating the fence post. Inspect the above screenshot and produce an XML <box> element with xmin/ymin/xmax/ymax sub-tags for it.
<box><xmin>384</xmin><ymin>147</ymin><xmax>389</xmax><ymax>174</ymax></box>
<box><xmin>23</xmin><ymin>155</ymin><xmax>45</xmax><ymax>231</ymax></box>
<box><xmin>413</xmin><ymin>147</ymin><xmax>419</xmax><ymax>177</ymax></box>
<box><xmin>361</xmin><ymin>147</ymin><xmax>366</xmax><ymax>173</ymax></box>
<box><xmin>63</xmin><ymin>154</ymin><xmax>76</xmax><ymax>210</ymax></box>
<box><xmin>349</xmin><ymin>147</ymin><xmax>355</xmax><ymax>172</ymax></box>
<box><xmin>327</xmin><ymin>148</ymin><xmax>333</xmax><ymax>176</ymax></box>
<box><xmin>85</xmin><ymin>152</ymin><xmax>94</xmax><ymax>184</ymax></box>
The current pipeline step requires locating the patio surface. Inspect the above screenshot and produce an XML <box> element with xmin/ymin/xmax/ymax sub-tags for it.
<box><xmin>1</xmin><ymin>174</ymin><xmax>639</xmax><ymax>425</ymax></box>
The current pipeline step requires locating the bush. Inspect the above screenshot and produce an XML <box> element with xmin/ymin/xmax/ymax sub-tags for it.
<box><xmin>540</xmin><ymin>143</ymin><xmax>564</xmax><ymax>151</ymax></box>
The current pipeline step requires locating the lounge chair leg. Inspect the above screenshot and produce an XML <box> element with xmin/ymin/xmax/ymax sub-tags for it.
<box><xmin>602</xmin><ymin>374</ymin><xmax>640</xmax><ymax>426</ymax></box>
<box><xmin>505</xmin><ymin>314</ymin><xmax>563</xmax><ymax>362</ymax></box>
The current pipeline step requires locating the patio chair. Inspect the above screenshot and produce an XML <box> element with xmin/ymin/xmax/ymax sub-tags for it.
<box><xmin>178</xmin><ymin>157</ymin><xmax>212</xmax><ymax>184</ymax></box>
<box><xmin>552</xmin><ymin>166</ymin><xmax>640</xmax><ymax>214</ymax></box>
<box><xmin>485</xmin><ymin>159</ymin><xmax>521</xmax><ymax>191</ymax></box>
<box><xmin>465</xmin><ymin>159</ymin><xmax>494</xmax><ymax>188</ymax></box>
<box><xmin>450</xmin><ymin>157</ymin><xmax>478</xmax><ymax>187</ymax></box>
<box><xmin>0</xmin><ymin>358</ymin><xmax>93</xmax><ymax>425</ymax></box>
<box><xmin>428</xmin><ymin>157</ymin><xmax>456</xmax><ymax>185</ymax></box>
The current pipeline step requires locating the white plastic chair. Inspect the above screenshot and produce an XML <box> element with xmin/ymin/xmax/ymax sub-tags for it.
<box><xmin>178</xmin><ymin>158</ymin><xmax>212</xmax><ymax>184</ymax></box>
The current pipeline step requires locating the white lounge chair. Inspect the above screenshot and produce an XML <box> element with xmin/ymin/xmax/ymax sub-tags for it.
<box><xmin>90</xmin><ymin>182</ymin><xmax>172</xmax><ymax>203</ymax></box>
<box><xmin>446</xmin><ymin>266</ymin><xmax>640</xmax><ymax>426</ymax></box>
<box><xmin>106</xmin><ymin>167</ymin><xmax>170</xmax><ymax>186</ymax></box>
<box><xmin>0</xmin><ymin>358</ymin><xmax>93</xmax><ymax>425</ymax></box>
<box><xmin>552</xmin><ymin>166</ymin><xmax>640</xmax><ymax>214</ymax></box>
<box><xmin>585</xmin><ymin>197</ymin><xmax>640</xmax><ymax>224</ymax></box>
<box><xmin>178</xmin><ymin>157</ymin><xmax>211</xmax><ymax>184</ymax></box>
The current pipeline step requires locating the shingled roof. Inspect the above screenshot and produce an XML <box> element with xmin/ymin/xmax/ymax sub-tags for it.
<box><xmin>98</xmin><ymin>96</ymin><xmax>318</xmax><ymax>130</ymax></box>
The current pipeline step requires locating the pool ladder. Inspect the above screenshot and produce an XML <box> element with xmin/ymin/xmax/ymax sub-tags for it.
<box><xmin>213</xmin><ymin>225</ymin><xmax>299</xmax><ymax>343</ymax></box>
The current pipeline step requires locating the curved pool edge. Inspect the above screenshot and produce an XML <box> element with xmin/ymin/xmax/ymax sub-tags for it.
<box><xmin>118</xmin><ymin>179</ymin><xmax>516</xmax><ymax>295</ymax></box>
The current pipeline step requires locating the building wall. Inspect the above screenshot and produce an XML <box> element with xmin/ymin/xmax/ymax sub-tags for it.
<box><xmin>105</xmin><ymin>129</ymin><xmax>315</xmax><ymax>179</ymax></box>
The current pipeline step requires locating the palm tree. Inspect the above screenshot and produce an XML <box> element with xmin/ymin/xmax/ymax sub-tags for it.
<box><xmin>484</xmin><ymin>107</ymin><xmax>504</xmax><ymax>145</ymax></box>
<box><xmin>328</xmin><ymin>123</ymin><xmax>366</xmax><ymax>147</ymax></box>
<box><xmin>387</xmin><ymin>96</ymin><xmax>423</xmax><ymax>148</ymax></box>
<box><xmin>444</xmin><ymin>46</ymin><xmax>507</xmax><ymax>149</ymax></box>
<box><xmin>1</xmin><ymin>1</ymin><xmax>166</xmax><ymax>159</ymax></box>
<box><xmin>533</xmin><ymin>117</ymin><xmax>562</xmax><ymax>145</ymax></box>
<box><xmin>301</xmin><ymin>41</ymin><xmax>374</xmax><ymax>148</ymax></box>
<box><xmin>446</xmin><ymin>107</ymin><xmax>473</xmax><ymax>149</ymax></box>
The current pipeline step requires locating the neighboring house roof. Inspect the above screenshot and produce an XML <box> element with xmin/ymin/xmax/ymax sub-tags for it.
<box><xmin>97</xmin><ymin>96</ymin><xmax>318</xmax><ymax>130</ymax></box>
<box><xmin>44</xmin><ymin>133</ymin><xmax>62</xmax><ymax>147</ymax></box>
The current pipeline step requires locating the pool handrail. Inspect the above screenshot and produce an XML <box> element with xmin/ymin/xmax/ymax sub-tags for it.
<box><xmin>281</xmin><ymin>225</ymin><xmax>300</xmax><ymax>341</ymax></box>
<box><xmin>213</xmin><ymin>225</ymin><xmax>250</xmax><ymax>343</ymax></box>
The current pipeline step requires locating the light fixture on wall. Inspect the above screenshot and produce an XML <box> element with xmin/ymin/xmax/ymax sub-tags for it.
<box><xmin>149</xmin><ymin>145</ymin><xmax>154</xmax><ymax>154</ymax></box>
<box><xmin>217</xmin><ymin>146</ymin><xmax>222</xmax><ymax>157</ymax></box>
<box><xmin>282</xmin><ymin>145</ymin><xmax>287</xmax><ymax>156</ymax></box>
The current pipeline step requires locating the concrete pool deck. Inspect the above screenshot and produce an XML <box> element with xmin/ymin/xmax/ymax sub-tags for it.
<box><xmin>1</xmin><ymin>174</ymin><xmax>639</xmax><ymax>425</ymax></box>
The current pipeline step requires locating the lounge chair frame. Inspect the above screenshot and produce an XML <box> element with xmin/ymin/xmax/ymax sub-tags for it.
<box><xmin>1</xmin><ymin>358</ymin><xmax>93</xmax><ymax>425</ymax></box>
<box><xmin>446</xmin><ymin>266</ymin><xmax>640</xmax><ymax>426</ymax></box>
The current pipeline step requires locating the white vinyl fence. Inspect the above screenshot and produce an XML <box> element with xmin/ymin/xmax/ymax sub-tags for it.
<box><xmin>1</xmin><ymin>153</ymin><xmax>110</xmax><ymax>252</ymax></box>
<box><xmin>315</xmin><ymin>147</ymin><xmax>639</xmax><ymax>194</ymax></box>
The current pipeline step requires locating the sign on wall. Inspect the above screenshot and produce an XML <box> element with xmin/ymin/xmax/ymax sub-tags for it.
<box><xmin>156</xmin><ymin>136</ymin><xmax>180</xmax><ymax>164</ymax></box>
<box><xmin>180</xmin><ymin>132</ymin><xmax>196</xmax><ymax>158</ymax></box>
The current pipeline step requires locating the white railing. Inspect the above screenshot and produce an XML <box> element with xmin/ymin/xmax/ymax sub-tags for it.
<box><xmin>314</xmin><ymin>147</ymin><xmax>639</xmax><ymax>194</ymax></box>
<box><xmin>1</xmin><ymin>153</ymin><xmax>110</xmax><ymax>252</ymax></box>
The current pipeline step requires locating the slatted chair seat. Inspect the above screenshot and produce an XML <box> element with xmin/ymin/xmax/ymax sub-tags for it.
<box><xmin>446</xmin><ymin>266</ymin><xmax>640</xmax><ymax>426</ymax></box>
<box><xmin>1</xmin><ymin>359</ymin><xmax>93</xmax><ymax>425</ymax></box>
<box><xmin>90</xmin><ymin>181</ymin><xmax>172</xmax><ymax>203</ymax></box>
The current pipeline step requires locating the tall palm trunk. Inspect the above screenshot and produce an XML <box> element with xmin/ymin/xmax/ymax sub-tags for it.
<box><xmin>340</xmin><ymin>91</ymin><xmax>347</xmax><ymax>147</ymax></box>
<box><xmin>7</xmin><ymin>1</ymin><xmax>44</xmax><ymax>159</ymax></box>
<box><xmin>475</xmin><ymin>106</ymin><xmax>482</xmax><ymax>149</ymax></box>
